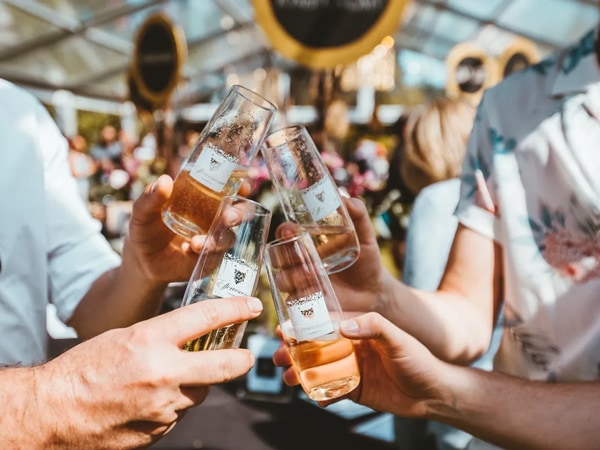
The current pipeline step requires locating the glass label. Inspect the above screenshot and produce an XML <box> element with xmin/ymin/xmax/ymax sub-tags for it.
<box><xmin>212</xmin><ymin>253</ymin><xmax>258</xmax><ymax>298</ymax></box>
<box><xmin>190</xmin><ymin>144</ymin><xmax>238</xmax><ymax>193</ymax></box>
<box><xmin>287</xmin><ymin>291</ymin><xmax>333</xmax><ymax>341</ymax></box>
<box><xmin>301</xmin><ymin>177</ymin><xmax>340</xmax><ymax>222</ymax></box>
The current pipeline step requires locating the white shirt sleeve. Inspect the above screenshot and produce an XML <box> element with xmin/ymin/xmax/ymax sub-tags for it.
<box><xmin>37</xmin><ymin>101</ymin><xmax>121</xmax><ymax>324</ymax></box>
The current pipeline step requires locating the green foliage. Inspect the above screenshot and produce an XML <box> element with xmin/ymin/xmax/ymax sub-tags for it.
<box><xmin>77</xmin><ymin>110</ymin><xmax>121</xmax><ymax>148</ymax></box>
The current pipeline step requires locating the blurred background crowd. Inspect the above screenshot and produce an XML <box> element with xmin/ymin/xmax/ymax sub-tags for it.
<box><xmin>68</xmin><ymin>101</ymin><xmax>412</xmax><ymax>277</ymax></box>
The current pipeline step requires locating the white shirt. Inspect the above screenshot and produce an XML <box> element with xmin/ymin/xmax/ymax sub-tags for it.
<box><xmin>456</xmin><ymin>27</ymin><xmax>600</xmax><ymax>382</ymax></box>
<box><xmin>0</xmin><ymin>80</ymin><xmax>120</xmax><ymax>365</ymax></box>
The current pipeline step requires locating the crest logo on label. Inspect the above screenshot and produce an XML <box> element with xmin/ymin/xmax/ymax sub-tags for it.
<box><xmin>300</xmin><ymin>307</ymin><xmax>314</xmax><ymax>319</ymax></box>
<box><xmin>210</xmin><ymin>157</ymin><xmax>221</xmax><ymax>170</ymax></box>
<box><xmin>234</xmin><ymin>269</ymin><xmax>246</xmax><ymax>285</ymax></box>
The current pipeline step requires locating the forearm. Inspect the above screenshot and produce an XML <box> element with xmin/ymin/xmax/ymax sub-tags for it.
<box><xmin>69</xmin><ymin>245</ymin><xmax>166</xmax><ymax>339</ymax></box>
<box><xmin>430</xmin><ymin>365</ymin><xmax>599</xmax><ymax>449</ymax></box>
<box><xmin>378</xmin><ymin>224</ymin><xmax>499</xmax><ymax>363</ymax></box>
<box><xmin>376</xmin><ymin>278</ymin><xmax>490</xmax><ymax>363</ymax></box>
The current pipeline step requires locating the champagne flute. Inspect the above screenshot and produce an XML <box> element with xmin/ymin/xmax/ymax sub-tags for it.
<box><xmin>162</xmin><ymin>85</ymin><xmax>277</xmax><ymax>239</ymax></box>
<box><xmin>264</xmin><ymin>231</ymin><xmax>360</xmax><ymax>401</ymax></box>
<box><xmin>180</xmin><ymin>195</ymin><xmax>272</xmax><ymax>351</ymax></box>
<box><xmin>261</xmin><ymin>125</ymin><xmax>359</xmax><ymax>273</ymax></box>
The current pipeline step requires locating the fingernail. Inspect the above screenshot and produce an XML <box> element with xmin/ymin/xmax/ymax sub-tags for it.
<box><xmin>247</xmin><ymin>297</ymin><xmax>263</xmax><ymax>313</ymax></box>
<box><xmin>353</xmin><ymin>197</ymin><xmax>365</xmax><ymax>206</ymax></box>
<box><xmin>150</xmin><ymin>180</ymin><xmax>158</xmax><ymax>193</ymax></box>
<box><xmin>340</xmin><ymin>319</ymin><xmax>359</xmax><ymax>335</ymax></box>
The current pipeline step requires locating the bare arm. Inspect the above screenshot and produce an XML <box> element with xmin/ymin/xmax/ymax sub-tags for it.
<box><xmin>434</xmin><ymin>363</ymin><xmax>598</xmax><ymax>449</ymax></box>
<box><xmin>68</xmin><ymin>175</ymin><xmax>201</xmax><ymax>339</ymax></box>
<box><xmin>332</xmin><ymin>198</ymin><xmax>502</xmax><ymax>363</ymax></box>
<box><xmin>325</xmin><ymin>313</ymin><xmax>598</xmax><ymax>450</ymax></box>
<box><xmin>70</xmin><ymin>247</ymin><xmax>167</xmax><ymax>339</ymax></box>
<box><xmin>391</xmin><ymin>223</ymin><xmax>503</xmax><ymax>363</ymax></box>
<box><xmin>69</xmin><ymin>175</ymin><xmax>255</xmax><ymax>340</ymax></box>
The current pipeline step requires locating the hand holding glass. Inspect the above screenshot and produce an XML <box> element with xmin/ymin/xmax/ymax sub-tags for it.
<box><xmin>264</xmin><ymin>231</ymin><xmax>360</xmax><ymax>401</ymax></box>
<box><xmin>180</xmin><ymin>195</ymin><xmax>272</xmax><ymax>351</ymax></box>
<box><xmin>261</xmin><ymin>125</ymin><xmax>359</xmax><ymax>273</ymax></box>
<box><xmin>162</xmin><ymin>85</ymin><xmax>277</xmax><ymax>239</ymax></box>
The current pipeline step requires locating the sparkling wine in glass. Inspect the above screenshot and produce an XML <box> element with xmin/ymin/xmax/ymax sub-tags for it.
<box><xmin>264</xmin><ymin>231</ymin><xmax>360</xmax><ymax>401</ymax></box>
<box><xmin>180</xmin><ymin>195</ymin><xmax>272</xmax><ymax>351</ymax></box>
<box><xmin>162</xmin><ymin>85</ymin><xmax>277</xmax><ymax>239</ymax></box>
<box><xmin>261</xmin><ymin>125</ymin><xmax>359</xmax><ymax>273</ymax></box>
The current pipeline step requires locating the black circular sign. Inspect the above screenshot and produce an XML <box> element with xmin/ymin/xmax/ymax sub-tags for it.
<box><xmin>456</xmin><ymin>56</ymin><xmax>487</xmax><ymax>94</ymax></box>
<box><xmin>503</xmin><ymin>53</ymin><xmax>530</xmax><ymax>78</ymax></box>
<box><xmin>254</xmin><ymin>0</ymin><xmax>410</xmax><ymax>68</ymax></box>
<box><xmin>497</xmin><ymin>38</ymin><xmax>540</xmax><ymax>80</ymax></box>
<box><xmin>131</xmin><ymin>13</ymin><xmax>186</xmax><ymax>108</ymax></box>
<box><xmin>271</xmin><ymin>2</ymin><xmax>384</xmax><ymax>48</ymax></box>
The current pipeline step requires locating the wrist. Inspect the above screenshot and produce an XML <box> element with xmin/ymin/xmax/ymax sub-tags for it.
<box><xmin>0</xmin><ymin>366</ymin><xmax>55</xmax><ymax>448</ymax></box>
<box><xmin>31</xmin><ymin>357</ymin><xmax>92</xmax><ymax>449</ymax></box>
<box><xmin>374</xmin><ymin>269</ymin><xmax>401</xmax><ymax>314</ymax></box>
<box><xmin>423</xmin><ymin>362</ymin><xmax>476</xmax><ymax>423</ymax></box>
<box><xmin>29</xmin><ymin>364</ymin><xmax>58</xmax><ymax>447</ymax></box>
<box><xmin>120</xmin><ymin>236</ymin><xmax>168</xmax><ymax>292</ymax></box>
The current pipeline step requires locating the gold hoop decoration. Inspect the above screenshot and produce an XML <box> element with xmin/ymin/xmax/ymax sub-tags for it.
<box><xmin>497</xmin><ymin>37</ymin><xmax>541</xmax><ymax>79</ymax></box>
<box><xmin>131</xmin><ymin>13</ymin><xmax>187</xmax><ymax>109</ymax></box>
<box><xmin>253</xmin><ymin>0</ymin><xmax>410</xmax><ymax>69</ymax></box>
<box><xmin>445</xmin><ymin>41</ymin><xmax>498</xmax><ymax>106</ymax></box>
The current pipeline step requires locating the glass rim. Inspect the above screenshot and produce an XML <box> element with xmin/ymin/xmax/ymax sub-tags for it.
<box><xmin>221</xmin><ymin>194</ymin><xmax>273</xmax><ymax>216</ymax></box>
<box><xmin>263</xmin><ymin>124</ymin><xmax>306</xmax><ymax>149</ymax></box>
<box><xmin>265</xmin><ymin>229</ymin><xmax>311</xmax><ymax>249</ymax></box>
<box><xmin>230</xmin><ymin>84</ymin><xmax>278</xmax><ymax>113</ymax></box>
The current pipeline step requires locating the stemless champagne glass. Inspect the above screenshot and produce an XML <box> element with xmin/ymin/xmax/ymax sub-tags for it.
<box><xmin>261</xmin><ymin>125</ymin><xmax>359</xmax><ymax>274</ymax></box>
<box><xmin>162</xmin><ymin>85</ymin><xmax>277</xmax><ymax>239</ymax></box>
<box><xmin>180</xmin><ymin>195</ymin><xmax>272</xmax><ymax>351</ymax></box>
<box><xmin>264</xmin><ymin>231</ymin><xmax>360</xmax><ymax>401</ymax></box>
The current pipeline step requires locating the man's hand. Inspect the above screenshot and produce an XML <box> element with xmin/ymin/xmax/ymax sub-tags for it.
<box><xmin>272</xmin><ymin>311</ymin><xmax>448</xmax><ymax>417</ymax></box>
<box><xmin>27</xmin><ymin>296</ymin><xmax>263</xmax><ymax>449</ymax></box>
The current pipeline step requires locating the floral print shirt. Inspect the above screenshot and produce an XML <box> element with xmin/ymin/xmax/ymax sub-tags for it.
<box><xmin>456</xmin><ymin>27</ymin><xmax>600</xmax><ymax>382</ymax></box>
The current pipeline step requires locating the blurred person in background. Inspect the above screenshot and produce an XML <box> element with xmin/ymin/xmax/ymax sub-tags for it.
<box><xmin>397</xmin><ymin>96</ymin><xmax>502</xmax><ymax>450</ymax></box>
<box><xmin>67</xmin><ymin>133</ymin><xmax>96</xmax><ymax>201</ymax></box>
<box><xmin>90</xmin><ymin>124</ymin><xmax>124</xmax><ymax>185</ymax></box>
<box><xmin>274</xmin><ymin>22</ymin><xmax>600</xmax><ymax>450</ymax></box>
<box><xmin>120</xmin><ymin>129</ymin><xmax>160</xmax><ymax>200</ymax></box>
<box><xmin>400</xmin><ymin>97</ymin><xmax>475</xmax><ymax>290</ymax></box>
<box><xmin>0</xmin><ymin>78</ymin><xmax>258</xmax><ymax>448</ymax></box>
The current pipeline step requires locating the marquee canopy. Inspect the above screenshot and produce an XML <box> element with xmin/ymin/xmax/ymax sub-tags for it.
<box><xmin>0</xmin><ymin>0</ymin><xmax>596</xmax><ymax>113</ymax></box>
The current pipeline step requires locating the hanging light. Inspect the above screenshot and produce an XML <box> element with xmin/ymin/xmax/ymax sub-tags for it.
<box><xmin>341</xmin><ymin>36</ymin><xmax>397</xmax><ymax>92</ymax></box>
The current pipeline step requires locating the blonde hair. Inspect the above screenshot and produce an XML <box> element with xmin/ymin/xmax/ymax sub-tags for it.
<box><xmin>401</xmin><ymin>96</ymin><xmax>475</xmax><ymax>195</ymax></box>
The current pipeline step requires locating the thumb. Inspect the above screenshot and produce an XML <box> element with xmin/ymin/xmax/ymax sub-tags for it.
<box><xmin>143</xmin><ymin>296</ymin><xmax>263</xmax><ymax>345</ymax></box>
<box><xmin>339</xmin><ymin>312</ymin><xmax>408</xmax><ymax>351</ymax></box>
<box><xmin>133</xmin><ymin>174</ymin><xmax>174</xmax><ymax>222</ymax></box>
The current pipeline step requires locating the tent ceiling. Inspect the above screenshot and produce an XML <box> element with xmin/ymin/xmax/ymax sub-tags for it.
<box><xmin>0</xmin><ymin>0</ymin><xmax>596</xmax><ymax>112</ymax></box>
